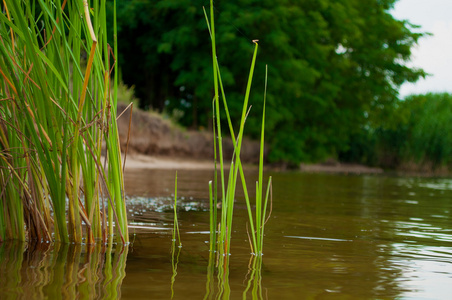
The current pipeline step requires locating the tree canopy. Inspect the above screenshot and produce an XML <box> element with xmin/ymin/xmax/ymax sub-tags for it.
<box><xmin>108</xmin><ymin>0</ymin><xmax>426</xmax><ymax>165</ymax></box>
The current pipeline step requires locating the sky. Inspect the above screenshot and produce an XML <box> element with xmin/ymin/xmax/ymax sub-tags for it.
<box><xmin>391</xmin><ymin>0</ymin><xmax>452</xmax><ymax>97</ymax></box>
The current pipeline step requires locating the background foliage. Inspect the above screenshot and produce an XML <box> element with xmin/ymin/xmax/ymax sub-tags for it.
<box><xmin>375</xmin><ymin>93</ymin><xmax>452</xmax><ymax>169</ymax></box>
<box><xmin>107</xmin><ymin>0</ymin><xmax>426</xmax><ymax>165</ymax></box>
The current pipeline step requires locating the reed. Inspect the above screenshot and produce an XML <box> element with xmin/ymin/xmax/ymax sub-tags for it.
<box><xmin>204</xmin><ymin>1</ymin><xmax>272</xmax><ymax>258</ymax></box>
<box><xmin>0</xmin><ymin>0</ymin><xmax>128</xmax><ymax>243</ymax></box>
<box><xmin>172</xmin><ymin>172</ymin><xmax>181</xmax><ymax>247</ymax></box>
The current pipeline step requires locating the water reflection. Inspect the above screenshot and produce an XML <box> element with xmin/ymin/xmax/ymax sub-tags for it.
<box><xmin>242</xmin><ymin>256</ymin><xmax>265</xmax><ymax>299</ymax></box>
<box><xmin>0</xmin><ymin>241</ymin><xmax>128</xmax><ymax>299</ymax></box>
<box><xmin>170</xmin><ymin>240</ymin><xmax>182</xmax><ymax>299</ymax></box>
<box><xmin>202</xmin><ymin>251</ymin><xmax>265</xmax><ymax>300</ymax></box>
<box><xmin>121</xmin><ymin>170</ymin><xmax>452</xmax><ymax>299</ymax></box>
<box><xmin>3</xmin><ymin>171</ymin><xmax>452</xmax><ymax>299</ymax></box>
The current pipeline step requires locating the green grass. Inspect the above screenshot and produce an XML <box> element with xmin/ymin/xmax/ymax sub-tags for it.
<box><xmin>0</xmin><ymin>0</ymin><xmax>127</xmax><ymax>243</ymax></box>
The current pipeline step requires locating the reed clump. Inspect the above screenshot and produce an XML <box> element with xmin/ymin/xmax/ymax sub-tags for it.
<box><xmin>204</xmin><ymin>0</ymin><xmax>272</xmax><ymax>261</ymax></box>
<box><xmin>0</xmin><ymin>0</ymin><xmax>128</xmax><ymax>244</ymax></box>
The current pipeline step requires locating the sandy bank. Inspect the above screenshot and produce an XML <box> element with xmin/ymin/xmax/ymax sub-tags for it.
<box><xmin>118</xmin><ymin>103</ymin><xmax>384</xmax><ymax>174</ymax></box>
<box><xmin>124</xmin><ymin>153</ymin><xmax>216</xmax><ymax>170</ymax></box>
<box><xmin>116</xmin><ymin>103</ymin><xmax>263</xmax><ymax>165</ymax></box>
<box><xmin>124</xmin><ymin>153</ymin><xmax>383</xmax><ymax>174</ymax></box>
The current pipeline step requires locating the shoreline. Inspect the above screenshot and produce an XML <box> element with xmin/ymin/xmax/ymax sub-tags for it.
<box><xmin>124</xmin><ymin>153</ymin><xmax>216</xmax><ymax>170</ymax></box>
<box><xmin>124</xmin><ymin>153</ymin><xmax>384</xmax><ymax>174</ymax></box>
<box><xmin>124</xmin><ymin>154</ymin><xmax>452</xmax><ymax>177</ymax></box>
<box><xmin>117</xmin><ymin>104</ymin><xmax>449</xmax><ymax>177</ymax></box>
<box><xmin>299</xmin><ymin>162</ymin><xmax>384</xmax><ymax>175</ymax></box>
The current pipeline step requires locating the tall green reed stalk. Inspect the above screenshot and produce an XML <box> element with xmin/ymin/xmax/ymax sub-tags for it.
<box><xmin>0</xmin><ymin>0</ymin><xmax>127</xmax><ymax>244</ymax></box>
<box><xmin>204</xmin><ymin>1</ymin><xmax>272</xmax><ymax>259</ymax></box>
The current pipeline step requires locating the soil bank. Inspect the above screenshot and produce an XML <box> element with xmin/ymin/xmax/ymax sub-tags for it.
<box><xmin>117</xmin><ymin>103</ymin><xmax>384</xmax><ymax>174</ymax></box>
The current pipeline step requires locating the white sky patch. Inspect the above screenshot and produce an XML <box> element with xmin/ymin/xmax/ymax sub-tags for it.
<box><xmin>391</xmin><ymin>0</ymin><xmax>452</xmax><ymax>97</ymax></box>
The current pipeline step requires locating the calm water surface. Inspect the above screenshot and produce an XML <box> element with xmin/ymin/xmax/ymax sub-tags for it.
<box><xmin>1</xmin><ymin>169</ymin><xmax>452</xmax><ymax>299</ymax></box>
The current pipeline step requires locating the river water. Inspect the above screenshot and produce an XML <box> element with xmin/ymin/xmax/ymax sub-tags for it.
<box><xmin>1</xmin><ymin>169</ymin><xmax>452</xmax><ymax>299</ymax></box>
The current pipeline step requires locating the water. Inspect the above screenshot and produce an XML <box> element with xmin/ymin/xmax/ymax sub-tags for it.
<box><xmin>2</xmin><ymin>169</ymin><xmax>452</xmax><ymax>299</ymax></box>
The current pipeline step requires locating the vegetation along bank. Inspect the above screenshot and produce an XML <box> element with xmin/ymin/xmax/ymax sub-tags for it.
<box><xmin>107</xmin><ymin>0</ymin><xmax>432</xmax><ymax>171</ymax></box>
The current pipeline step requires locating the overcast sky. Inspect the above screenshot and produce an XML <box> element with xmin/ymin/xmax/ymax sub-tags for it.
<box><xmin>391</xmin><ymin>0</ymin><xmax>452</xmax><ymax>97</ymax></box>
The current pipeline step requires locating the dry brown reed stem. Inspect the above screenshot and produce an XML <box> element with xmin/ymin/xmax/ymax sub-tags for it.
<box><xmin>40</xmin><ymin>0</ymin><xmax>68</xmax><ymax>51</ymax></box>
<box><xmin>116</xmin><ymin>102</ymin><xmax>134</xmax><ymax>175</ymax></box>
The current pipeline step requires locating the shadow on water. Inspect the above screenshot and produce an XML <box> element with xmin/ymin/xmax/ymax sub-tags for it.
<box><xmin>0</xmin><ymin>241</ymin><xmax>128</xmax><ymax>300</ymax></box>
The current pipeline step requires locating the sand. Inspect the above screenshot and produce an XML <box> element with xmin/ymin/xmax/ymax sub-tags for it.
<box><xmin>124</xmin><ymin>153</ymin><xmax>384</xmax><ymax>174</ymax></box>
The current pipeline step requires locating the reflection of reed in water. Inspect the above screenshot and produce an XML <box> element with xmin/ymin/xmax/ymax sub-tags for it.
<box><xmin>202</xmin><ymin>250</ymin><xmax>266</xmax><ymax>300</ymax></box>
<box><xmin>171</xmin><ymin>172</ymin><xmax>182</xmax><ymax>299</ymax></box>
<box><xmin>0</xmin><ymin>241</ymin><xmax>128</xmax><ymax>299</ymax></box>
<box><xmin>243</xmin><ymin>256</ymin><xmax>266</xmax><ymax>300</ymax></box>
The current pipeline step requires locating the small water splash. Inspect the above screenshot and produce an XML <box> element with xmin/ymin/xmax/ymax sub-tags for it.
<box><xmin>126</xmin><ymin>196</ymin><xmax>209</xmax><ymax>213</ymax></box>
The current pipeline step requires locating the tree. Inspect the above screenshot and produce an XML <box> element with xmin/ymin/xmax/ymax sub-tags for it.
<box><xmin>108</xmin><ymin>0</ymin><xmax>426</xmax><ymax>165</ymax></box>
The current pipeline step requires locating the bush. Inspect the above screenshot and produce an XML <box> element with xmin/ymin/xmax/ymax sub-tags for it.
<box><xmin>375</xmin><ymin>93</ymin><xmax>452</xmax><ymax>170</ymax></box>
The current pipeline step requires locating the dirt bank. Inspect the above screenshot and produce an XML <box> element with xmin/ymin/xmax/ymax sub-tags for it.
<box><xmin>299</xmin><ymin>162</ymin><xmax>383</xmax><ymax>175</ymax></box>
<box><xmin>116</xmin><ymin>103</ymin><xmax>263</xmax><ymax>165</ymax></box>
<box><xmin>123</xmin><ymin>153</ymin><xmax>383</xmax><ymax>174</ymax></box>
<box><xmin>117</xmin><ymin>103</ymin><xmax>384</xmax><ymax>174</ymax></box>
<box><xmin>123</xmin><ymin>153</ymin><xmax>216</xmax><ymax>170</ymax></box>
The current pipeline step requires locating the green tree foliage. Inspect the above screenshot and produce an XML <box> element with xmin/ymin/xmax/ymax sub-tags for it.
<box><xmin>376</xmin><ymin>93</ymin><xmax>452</xmax><ymax>169</ymax></box>
<box><xmin>108</xmin><ymin>0</ymin><xmax>426</xmax><ymax>164</ymax></box>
